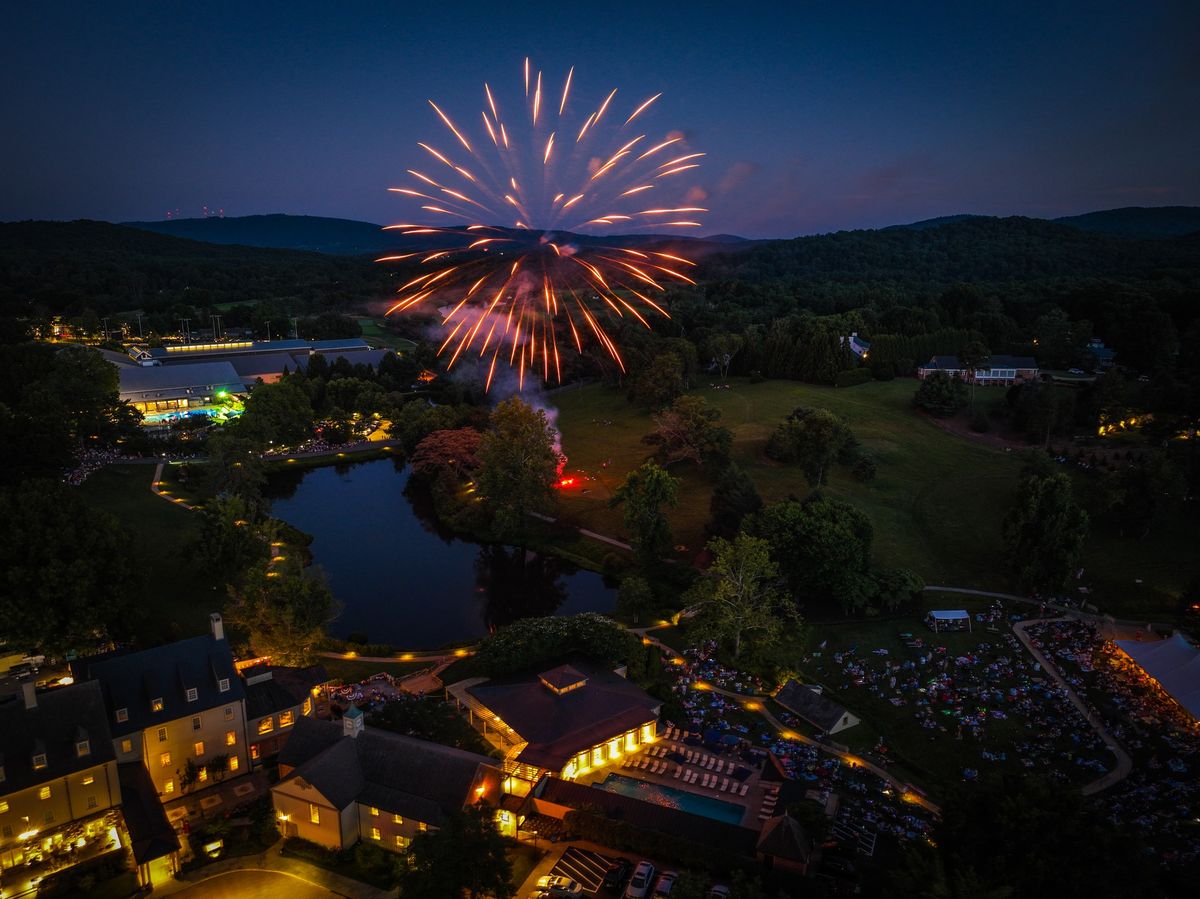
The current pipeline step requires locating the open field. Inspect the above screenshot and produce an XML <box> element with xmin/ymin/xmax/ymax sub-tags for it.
<box><xmin>555</xmin><ymin>378</ymin><xmax>1024</xmax><ymax>588</ymax></box>
<box><xmin>553</xmin><ymin>378</ymin><xmax>1195</xmax><ymax>616</ymax></box>
<box><xmin>355</xmin><ymin>317</ymin><xmax>418</xmax><ymax>351</ymax></box>
<box><xmin>77</xmin><ymin>464</ymin><xmax>220</xmax><ymax>643</ymax></box>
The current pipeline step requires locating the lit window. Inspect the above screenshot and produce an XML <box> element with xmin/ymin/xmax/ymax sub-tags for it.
<box><xmin>592</xmin><ymin>746</ymin><xmax>603</xmax><ymax>766</ymax></box>
<box><xmin>186</xmin><ymin>688</ymin><xmax>198</xmax><ymax>702</ymax></box>
<box><xmin>120</xmin><ymin>739</ymin><xmax>132</xmax><ymax>754</ymax></box>
<box><xmin>0</xmin><ymin>801</ymin><xmax>8</xmax><ymax>813</ymax></box>
<box><xmin>218</xmin><ymin>678</ymin><xmax>230</xmax><ymax>693</ymax></box>
<box><xmin>194</xmin><ymin>741</ymin><xmax>205</xmax><ymax>757</ymax></box>
<box><xmin>371</xmin><ymin>827</ymin><xmax>381</xmax><ymax>840</ymax></box>
<box><xmin>76</xmin><ymin>740</ymin><xmax>90</xmax><ymax>757</ymax></box>
<box><xmin>160</xmin><ymin>752</ymin><xmax>171</xmax><ymax>767</ymax></box>
<box><xmin>39</xmin><ymin>786</ymin><xmax>51</xmax><ymax>800</ymax></box>
<box><xmin>192</xmin><ymin>715</ymin><xmax>202</xmax><ymax>731</ymax></box>
<box><xmin>258</xmin><ymin>717</ymin><xmax>274</xmax><ymax>735</ymax></box>
<box><xmin>279</xmin><ymin>710</ymin><xmax>295</xmax><ymax>728</ymax></box>
<box><xmin>198</xmin><ymin>767</ymin><xmax>208</xmax><ymax>783</ymax></box>
<box><xmin>151</xmin><ymin>698</ymin><xmax>164</xmax><ymax>712</ymax></box>
<box><xmin>417</xmin><ymin>821</ymin><xmax>427</xmax><ymax>832</ymax></box>
<box><xmin>116</xmin><ymin>708</ymin><xmax>129</xmax><ymax>723</ymax></box>
<box><xmin>370</xmin><ymin>806</ymin><xmax>379</xmax><ymax>817</ymax></box>
<box><xmin>225</xmin><ymin>731</ymin><xmax>236</xmax><ymax>747</ymax></box>
<box><xmin>229</xmin><ymin>755</ymin><xmax>239</xmax><ymax>772</ymax></box>
<box><xmin>395</xmin><ymin>835</ymin><xmax>409</xmax><ymax>848</ymax></box>
<box><xmin>164</xmin><ymin>780</ymin><xmax>174</xmax><ymax>794</ymax></box>
<box><xmin>392</xmin><ymin>814</ymin><xmax>403</xmax><ymax>824</ymax></box>
<box><xmin>157</xmin><ymin>727</ymin><xmax>168</xmax><ymax>742</ymax></box>
<box><xmin>250</xmin><ymin>744</ymin><xmax>260</xmax><ymax>761</ymax></box>
<box><xmin>82</xmin><ymin>775</ymin><xmax>95</xmax><ymax>786</ymax></box>
<box><xmin>302</xmin><ymin>698</ymin><xmax>313</xmax><ymax>716</ymax></box>
<box><xmin>309</xmin><ymin>803</ymin><xmax>320</xmax><ymax>825</ymax></box>
<box><xmin>224</xmin><ymin>706</ymin><xmax>234</xmax><ymax>721</ymax></box>
<box><xmin>33</xmin><ymin>753</ymin><xmax>48</xmax><ymax>770</ymax></box>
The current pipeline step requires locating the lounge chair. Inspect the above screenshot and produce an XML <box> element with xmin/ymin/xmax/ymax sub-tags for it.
<box><xmin>715</xmin><ymin>760</ymin><xmax>725</xmax><ymax>773</ymax></box>
<box><xmin>705</xmin><ymin>757</ymin><xmax>715</xmax><ymax>769</ymax></box>
<box><xmin>673</xmin><ymin>765</ymin><xmax>682</xmax><ymax>779</ymax></box>
<box><xmin>739</xmin><ymin>783</ymin><xmax>750</xmax><ymax>796</ymax></box>
<box><xmin>685</xmin><ymin>751</ymin><xmax>694</xmax><ymax>763</ymax></box>
<box><xmin>720</xmin><ymin>778</ymin><xmax>730</xmax><ymax>792</ymax></box>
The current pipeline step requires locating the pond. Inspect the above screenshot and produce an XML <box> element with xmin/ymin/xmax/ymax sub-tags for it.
<box><xmin>265</xmin><ymin>457</ymin><xmax>617</xmax><ymax>649</ymax></box>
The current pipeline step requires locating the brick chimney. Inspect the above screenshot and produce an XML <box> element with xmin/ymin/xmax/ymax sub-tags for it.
<box><xmin>210</xmin><ymin>612</ymin><xmax>225</xmax><ymax>642</ymax></box>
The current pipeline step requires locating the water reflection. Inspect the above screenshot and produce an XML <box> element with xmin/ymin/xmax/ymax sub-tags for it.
<box><xmin>265</xmin><ymin>458</ymin><xmax>615</xmax><ymax>648</ymax></box>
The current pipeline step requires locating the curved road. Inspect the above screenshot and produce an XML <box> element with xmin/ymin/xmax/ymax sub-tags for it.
<box><xmin>171</xmin><ymin>870</ymin><xmax>336</xmax><ymax>898</ymax></box>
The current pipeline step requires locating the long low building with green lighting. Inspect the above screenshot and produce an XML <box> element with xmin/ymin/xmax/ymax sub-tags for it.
<box><xmin>118</xmin><ymin>361</ymin><xmax>245</xmax><ymax>418</ymax></box>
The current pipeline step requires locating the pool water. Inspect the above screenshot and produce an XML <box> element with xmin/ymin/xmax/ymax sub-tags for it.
<box><xmin>593</xmin><ymin>773</ymin><xmax>746</xmax><ymax>825</ymax></box>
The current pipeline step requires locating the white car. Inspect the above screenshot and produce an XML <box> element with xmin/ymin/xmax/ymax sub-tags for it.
<box><xmin>535</xmin><ymin>875</ymin><xmax>582</xmax><ymax>897</ymax></box>
<box><xmin>624</xmin><ymin>861</ymin><xmax>657</xmax><ymax>899</ymax></box>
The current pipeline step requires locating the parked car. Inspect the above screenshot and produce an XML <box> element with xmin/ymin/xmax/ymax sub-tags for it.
<box><xmin>535</xmin><ymin>875</ymin><xmax>583</xmax><ymax>897</ymax></box>
<box><xmin>707</xmin><ymin>887</ymin><xmax>731</xmax><ymax>899</ymax></box>
<box><xmin>652</xmin><ymin>871</ymin><xmax>678</xmax><ymax>896</ymax></box>
<box><xmin>604</xmin><ymin>858</ymin><xmax>633</xmax><ymax>889</ymax></box>
<box><xmin>1068</xmin><ymin>368</ymin><xmax>1086</xmax><ymax>375</ymax></box>
<box><xmin>624</xmin><ymin>861</ymin><xmax>657</xmax><ymax>899</ymax></box>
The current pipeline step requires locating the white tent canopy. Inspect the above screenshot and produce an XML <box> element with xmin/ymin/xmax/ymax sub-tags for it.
<box><xmin>1114</xmin><ymin>633</ymin><xmax>1200</xmax><ymax>719</ymax></box>
<box><xmin>926</xmin><ymin>609</ymin><xmax>971</xmax><ymax>632</ymax></box>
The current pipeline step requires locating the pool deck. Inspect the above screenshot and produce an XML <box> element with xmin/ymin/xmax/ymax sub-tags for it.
<box><xmin>573</xmin><ymin>728</ymin><xmax>781</xmax><ymax>830</ymax></box>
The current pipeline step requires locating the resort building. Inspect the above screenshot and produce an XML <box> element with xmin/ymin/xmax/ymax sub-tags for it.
<box><xmin>446</xmin><ymin>659</ymin><xmax>662</xmax><ymax>786</ymax></box>
<box><xmin>117</xmin><ymin>361</ymin><xmax>245</xmax><ymax>417</ymax></box>
<box><xmin>73</xmin><ymin>614</ymin><xmax>249</xmax><ymax>798</ymax></box>
<box><xmin>0</xmin><ymin>682</ymin><xmax>123</xmax><ymax>871</ymax></box>
<box><xmin>240</xmin><ymin>663</ymin><xmax>326</xmax><ymax>764</ymax></box>
<box><xmin>271</xmin><ymin>712</ymin><xmax>505</xmax><ymax>851</ymax></box>
<box><xmin>916</xmin><ymin>354</ymin><xmax>1038</xmax><ymax>386</ymax></box>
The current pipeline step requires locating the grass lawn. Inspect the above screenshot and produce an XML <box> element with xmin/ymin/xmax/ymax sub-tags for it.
<box><xmin>321</xmin><ymin>656</ymin><xmax>434</xmax><ymax>683</ymax></box>
<box><xmin>356</xmin><ymin>317</ymin><xmax>418</xmax><ymax>352</ymax></box>
<box><xmin>555</xmin><ymin>378</ymin><xmax>1025</xmax><ymax>589</ymax></box>
<box><xmin>77</xmin><ymin>464</ymin><xmax>222</xmax><ymax>644</ymax></box>
<box><xmin>553</xmin><ymin>378</ymin><xmax>1195</xmax><ymax>616</ymax></box>
<box><xmin>506</xmin><ymin>841</ymin><xmax>543</xmax><ymax>889</ymax></box>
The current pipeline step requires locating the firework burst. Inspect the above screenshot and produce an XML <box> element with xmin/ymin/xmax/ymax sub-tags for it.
<box><xmin>380</xmin><ymin>60</ymin><xmax>705</xmax><ymax>390</ymax></box>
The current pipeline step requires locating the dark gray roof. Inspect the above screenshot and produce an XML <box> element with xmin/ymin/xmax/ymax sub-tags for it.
<box><xmin>756</xmin><ymin>813</ymin><xmax>812</xmax><ymax>863</ymax></box>
<box><xmin>118</xmin><ymin>361</ymin><xmax>244</xmax><ymax>397</ymax></box>
<box><xmin>924</xmin><ymin>354</ymin><xmax>1037</xmax><ymax>371</ymax></box>
<box><xmin>75</xmin><ymin>635</ymin><xmax>245</xmax><ymax>737</ymax></box>
<box><xmin>228</xmin><ymin>353</ymin><xmax>305</xmax><ymax>380</ymax></box>
<box><xmin>774</xmin><ymin>681</ymin><xmax>851</xmax><ymax>733</ymax></box>
<box><xmin>0</xmin><ymin>681</ymin><xmax>116</xmax><ymax>792</ymax></box>
<box><xmin>118</xmin><ymin>762</ymin><xmax>180</xmax><ymax>864</ymax></box>
<box><xmin>278</xmin><ymin>716</ymin><xmax>501</xmax><ymax>824</ymax></box>
<box><xmin>464</xmin><ymin>659</ymin><xmax>660</xmax><ymax>771</ymax></box>
<box><xmin>243</xmin><ymin>665</ymin><xmax>326</xmax><ymax>720</ymax></box>
<box><xmin>530</xmin><ymin>776</ymin><xmax>759</xmax><ymax>854</ymax></box>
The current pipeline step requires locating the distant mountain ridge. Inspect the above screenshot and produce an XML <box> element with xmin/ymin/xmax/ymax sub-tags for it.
<box><xmin>890</xmin><ymin>206</ymin><xmax>1200</xmax><ymax>239</ymax></box>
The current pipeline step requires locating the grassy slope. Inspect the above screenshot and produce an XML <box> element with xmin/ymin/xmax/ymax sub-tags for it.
<box><xmin>77</xmin><ymin>464</ymin><xmax>221</xmax><ymax>643</ymax></box>
<box><xmin>554</xmin><ymin>378</ymin><xmax>1194</xmax><ymax>614</ymax></box>
<box><xmin>555</xmin><ymin>378</ymin><xmax>1024</xmax><ymax>589</ymax></box>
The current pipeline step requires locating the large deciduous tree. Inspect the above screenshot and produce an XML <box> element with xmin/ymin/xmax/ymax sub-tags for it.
<box><xmin>610</xmin><ymin>461</ymin><xmax>680</xmax><ymax>565</ymax></box>
<box><xmin>410</xmin><ymin>428</ymin><xmax>482</xmax><ymax>481</ymax></box>
<box><xmin>225</xmin><ymin>560</ymin><xmax>338</xmax><ymax>666</ymax></box>
<box><xmin>234</xmin><ymin>376</ymin><xmax>314</xmax><ymax>448</ymax></box>
<box><xmin>766</xmin><ymin>407</ymin><xmax>853</xmax><ymax>487</ymax></box>
<box><xmin>1003</xmin><ymin>472</ymin><xmax>1089</xmax><ymax>594</ymax></box>
<box><xmin>0</xmin><ymin>480</ymin><xmax>140</xmax><ymax>654</ymax></box>
<box><xmin>749</xmin><ymin>495</ymin><xmax>876</xmax><ymax>614</ymax></box>
<box><xmin>707</xmin><ymin>462</ymin><xmax>763</xmax><ymax>539</ymax></box>
<box><xmin>690</xmin><ymin>533</ymin><xmax>797</xmax><ymax>658</ymax></box>
<box><xmin>393</xmin><ymin>804</ymin><xmax>514</xmax><ymax>899</ymax></box>
<box><xmin>643</xmin><ymin>395</ymin><xmax>732</xmax><ymax>468</ymax></box>
<box><xmin>475</xmin><ymin>398</ymin><xmax>559</xmax><ymax>538</ymax></box>
<box><xmin>913</xmin><ymin>370</ymin><xmax>968</xmax><ymax>417</ymax></box>
<box><xmin>957</xmin><ymin>340</ymin><xmax>991</xmax><ymax>412</ymax></box>
<box><xmin>628</xmin><ymin>353</ymin><xmax>685</xmax><ymax>410</ymax></box>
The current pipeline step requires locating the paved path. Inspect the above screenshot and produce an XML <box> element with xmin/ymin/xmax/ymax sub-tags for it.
<box><xmin>638</xmin><ymin>633</ymin><xmax>942</xmax><ymax>817</ymax></box>
<box><xmin>152</xmin><ymin>846</ymin><xmax>395</xmax><ymax>898</ymax></box>
<box><xmin>1011</xmin><ymin>618</ymin><xmax>1133</xmax><ymax>795</ymax></box>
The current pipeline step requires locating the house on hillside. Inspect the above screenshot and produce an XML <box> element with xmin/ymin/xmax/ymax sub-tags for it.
<box><xmin>774</xmin><ymin>681</ymin><xmax>859</xmax><ymax>735</ymax></box>
<box><xmin>1086</xmin><ymin>338</ymin><xmax>1116</xmax><ymax>370</ymax></box>
<box><xmin>841</xmin><ymin>332</ymin><xmax>871</xmax><ymax>360</ymax></box>
<box><xmin>270</xmin><ymin>713</ymin><xmax>504</xmax><ymax>850</ymax></box>
<box><xmin>446</xmin><ymin>659</ymin><xmax>662</xmax><ymax>787</ymax></box>
<box><xmin>916</xmin><ymin>354</ymin><xmax>1038</xmax><ymax>386</ymax></box>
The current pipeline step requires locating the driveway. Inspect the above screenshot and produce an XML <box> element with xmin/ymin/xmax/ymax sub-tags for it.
<box><xmin>172</xmin><ymin>869</ymin><xmax>336</xmax><ymax>898</ymax></box>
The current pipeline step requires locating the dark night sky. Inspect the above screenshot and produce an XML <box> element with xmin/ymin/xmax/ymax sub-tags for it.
<box><xmin>3</xmin><ymin>1</ymin><xmax>1198</xmax><ymax>238</ymax></box>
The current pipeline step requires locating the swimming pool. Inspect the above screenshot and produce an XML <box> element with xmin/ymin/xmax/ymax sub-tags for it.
<box><xmin>592</xmin><ymin>773</ymin><xmax>746</xmax><ymax>825</ymax></box>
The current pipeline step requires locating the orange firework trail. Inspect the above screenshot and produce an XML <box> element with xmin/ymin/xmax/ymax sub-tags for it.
<box><xmin>380</xmin><ymin>59</ymin><xmax>705</xmax><ymax>389</ymax></box>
